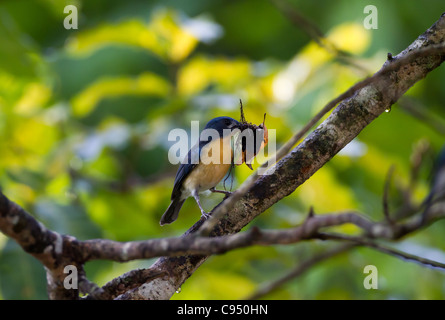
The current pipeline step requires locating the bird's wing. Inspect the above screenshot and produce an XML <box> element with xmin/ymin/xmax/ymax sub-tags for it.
<box><xmin>171</xmin><ymin>133</ymin><xmax>226</xmax><ymax>199</ymax></box>
<box><xmin>171</xmin><ymin>142</ymin><xmax>200</xmax><ymax>199</ymax></box>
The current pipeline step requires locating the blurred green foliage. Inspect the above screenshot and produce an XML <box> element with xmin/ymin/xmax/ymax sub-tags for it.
<box><xmin>0</xmin><ymin>0</ymin><xmax>444</xmax><ymax>300</ymax></box>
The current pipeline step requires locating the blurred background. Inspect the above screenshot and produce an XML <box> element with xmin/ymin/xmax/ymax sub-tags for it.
<box><xmin>0</xmin><ymin>0</ymin><xmax>444</xmax><ymax>299</ymax></box>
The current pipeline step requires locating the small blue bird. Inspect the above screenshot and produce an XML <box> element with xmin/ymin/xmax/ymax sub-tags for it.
<box><xmin>160</xmin><ymin>116</ymin><xmax>241</xmax><ymax>225</ymax></box>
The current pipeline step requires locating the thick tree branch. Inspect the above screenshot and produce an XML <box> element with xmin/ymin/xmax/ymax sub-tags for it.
<box><xmin>0</xmin><ymin>192</ymin><xmax>79</xmax><ymax>299</ymax></box>
<box><xmin>198</xmin><ymin>35</ymin><xmax>445</xmax><ymax>237</ymax></box>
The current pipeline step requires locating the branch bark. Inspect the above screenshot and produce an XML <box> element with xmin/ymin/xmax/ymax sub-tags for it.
<box><xmin>0</xmin><ymin>192</ymin><xmax>79</xmax><ymax>299</ymax></box>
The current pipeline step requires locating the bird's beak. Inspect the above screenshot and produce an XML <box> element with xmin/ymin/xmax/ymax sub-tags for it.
<box><xmin>232</xmin><ymin>121</ymin><xmax>242</xmax><ymax>129</ymax></box>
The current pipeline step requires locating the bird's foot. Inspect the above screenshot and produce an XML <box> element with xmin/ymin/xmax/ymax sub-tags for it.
<box><xmin>210</xmin><ymin>188</ymin><xmax>233</xmax><ymax>199</ymax></box>
<box><xmin>200</xmin><ymin>210</ymin><xmax>210</xmax><ymax>220</ymax></box>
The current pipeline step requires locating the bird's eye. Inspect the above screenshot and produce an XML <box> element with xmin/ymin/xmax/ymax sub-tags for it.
<box><xmin>225</xmin><ymin>119</ymin><xmax>231</xmax><ymax>126</ymax></box>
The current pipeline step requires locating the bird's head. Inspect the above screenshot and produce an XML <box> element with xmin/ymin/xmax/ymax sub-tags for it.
<box><xmin>203</xmin><ymin>116</ymin><xmax>241</xmax><ymax>137</ymax></box>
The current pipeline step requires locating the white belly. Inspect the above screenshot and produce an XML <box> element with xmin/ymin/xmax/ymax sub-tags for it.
<box><xmin>182</xmin><ymin>162</ymin><xmax>232</xmax><ymax>198</ymax></box>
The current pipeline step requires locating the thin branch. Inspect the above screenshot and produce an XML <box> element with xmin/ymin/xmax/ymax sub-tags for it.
<box><xmin>270</xmin><ymin>0</ymin><xmax>369</xmax><ymax>73</ymax></box>
<box><xmin>318</xmin><ymin>232</ymin><xmax>445</xmax><ymax>270</ymax></box>
<box><xmin>409</xmin><ymin>139</ymin><xmax>432</xmax><ymax>190</ymax></box>
<box><xmin>246</xmin><ymin>243</ymin><xmax>356</xmax><ymax>299</ymax></box>
<box><xmin>399</xmin><ymin>98</ymin><xmax>445</xmax><ymax>136</ymax></box>
<box><xmin>383</xmin><ymin>165</ymin><xmax>396</xmax><ymax>224</ymax></box>
<box><xmin>78</xmin><ymin>267</ymin><xmax>110</xmax><ymax>300</ymax></box>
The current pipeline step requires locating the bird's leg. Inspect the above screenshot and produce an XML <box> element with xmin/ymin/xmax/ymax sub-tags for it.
<box><xmin>192</xmin><ymin>190</ymin><xmax>210</xmax><ymax>219</ymax></box>
<box><xmin>210</xmin><ymin>187</ymin><xmax>232</xmax><ymax>199</ymax></box>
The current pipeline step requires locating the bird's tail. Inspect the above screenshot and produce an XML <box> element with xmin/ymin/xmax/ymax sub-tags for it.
<box><xmin>160</xmin><ymin>198</ymin><xmax>185</xmax><ymax>226</ymax></box>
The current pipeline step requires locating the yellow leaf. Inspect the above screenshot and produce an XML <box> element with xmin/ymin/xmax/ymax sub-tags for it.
<box><xmin>71</xmin><ymin>72</ymin><xmax>171</xmax><ymax>117</ymax></box>
<box><xmin>177</xmin><ymin>56</ymin><xmax>251</xmax><ymax>96</ymax></box>
<box><xmin>66</xmin><ymin>10</ymin><xmax>199</xmax><ymax>62</ymax></box>
<box><xmin>15</xmin><ymin>82</ymin><xmax>51</xmax><ymax>115</ymax></box>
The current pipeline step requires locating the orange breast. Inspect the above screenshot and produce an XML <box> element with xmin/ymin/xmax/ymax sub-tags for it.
<box><xmin>183</xmin><ymin>135</ymin><xmax>233</xmax><ymax>193</ymax></box>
